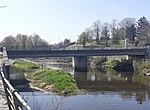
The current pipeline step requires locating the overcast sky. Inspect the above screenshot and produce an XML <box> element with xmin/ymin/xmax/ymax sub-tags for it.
<box><xmin>0</xmin><ymin>0</ymin><xmax>150</xmax><ymax>44</ymax></box>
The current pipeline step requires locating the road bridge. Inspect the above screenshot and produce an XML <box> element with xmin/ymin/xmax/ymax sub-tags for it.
<box><xmin>4</xmin><ymin>46</ymin><xmax>150</xmax><ymax>71</ymax></box>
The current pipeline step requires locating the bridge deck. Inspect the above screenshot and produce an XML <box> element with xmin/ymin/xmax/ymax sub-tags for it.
<box><xmin>0</xmin><ymin>53</ymin><xmax>8</xmax><ymax>110</ymax></box>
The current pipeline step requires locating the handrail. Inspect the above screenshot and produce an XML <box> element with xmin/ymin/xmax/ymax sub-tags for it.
<box><xmin>4</xmin><ymin>46</ymin><xmax>148</xmax><ymax>51</ymax></box>
<box><xmin>0</xmin><ymin>68</ymin><xmax>31</xmax><ymax>110</ymax></box>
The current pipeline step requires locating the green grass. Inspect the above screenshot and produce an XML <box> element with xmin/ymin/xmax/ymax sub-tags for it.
<box><xmin>28</xmin><ymin>68</ymin><xmax>79</xmax><ymax>95</ymax></box>
<box><xmin>73</xmin><ymin>40</ymin><xmax>125</xmax><ymax>47</ymax></box>
<box><xmin>12</xmin><ymin>61</ymin><xmax>39</xmax><ymax>72</ymax></box>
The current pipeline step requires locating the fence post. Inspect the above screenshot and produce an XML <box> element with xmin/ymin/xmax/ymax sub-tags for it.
<box><xmin>2</xmin><ymin>63</ymin><xmax>10</xmax><ymax>80</ymax></box>
<box><xmin>12</xmin><ymin>89</ymin><xmax>23</xmax><ymax>110</ymax></box>
<box><xmin>0</xmin><ymin>69</ymin><xmax>12</xmax><ymax>109</ymax></box>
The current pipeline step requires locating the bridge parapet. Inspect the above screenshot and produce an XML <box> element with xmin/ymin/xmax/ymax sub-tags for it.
<box><xmin>4</xmin><ymin>46</ymin><xmax>148</xmax><ymax>51</ymax></box>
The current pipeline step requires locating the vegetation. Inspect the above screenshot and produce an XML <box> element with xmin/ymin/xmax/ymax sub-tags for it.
<box><xmin>0</xmin><ymin>33</ymin><xmax>49</xmax><ymax>48</ymax></box>
<box><xmin>89</xmin><ymin>56</ymin><xmax>119</xmax><ymax>70</ymax></box>
<box><xmin>27</xmin><ymin>68</ymin><xmax>81</xmax><ymax>95</ymax></box>
<box><xmin>134</xmin><ymin>61</ymin><xmax>150</xmax><ymax>75</ymax></box>
<box><xmin>1</xmin><ymin>16</ymin><xmax>150</xmax><ymax>49</ymax></box>
<box><xmin>12</xmin><ymin>61</ymin><xmax>39</xmax><ymax>72</ymax></box>
<box><xmin>77</xmin><ymin>16</ymin><xmax>150</xmax><ymax>47</ymax></box>
<box><xmin>12</xmin><ymin>61</ymin><xmax>82</xmax><ymax>95</ymax></box>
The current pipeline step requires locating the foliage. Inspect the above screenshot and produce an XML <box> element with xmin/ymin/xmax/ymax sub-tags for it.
<box><xmin>137</xmin><ymin>16</ymin><xmax>150</xmax><ymax>45</ymax></box>
<box><xmin>0</xmin><ymin>33</ymin><xmax>49</xmax><ymax>48</ymax></box>
<box><xmin>126</xmin><ymin>24</ymin><xmax>136</xmax><ymax>45</ymax></box>
<box><xmin>101</xmin><ymin>23</ymin><xmax>109</xmax><ymax>46</ymax></box>
<box><xmin>92</xmin><ymin>20</ymin><xmax>101</xmax><ymax>44</ymax></box>
<box><xmin>28</xmin><ymin>68</ymin><xmax>79</xmax><ymax>95</ymax></box>
<box><xmin>63</xmin><ymin>38</ymin><xmax>71</xmax><ymax>45</ymax></box>
<box><xmin>12</xmin><ymin>61</ymin><xmax>39</xmax><ymax>72</ymax></box>
<box><xmin>77</xmin><ymin>32</ymin><xmax>87</xmax><ymax>47</ymax></box>
<box><xmin>134</xmin><ymin>61</ymin><xmax>150</xmax><ymax>75</ymax></box>
<box><xmin>1</xmin><ymin>16</ymin><xmax>150</xmax><ymax>47</ymax></box>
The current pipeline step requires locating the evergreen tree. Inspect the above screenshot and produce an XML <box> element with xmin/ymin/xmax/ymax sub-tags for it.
<box><xmin>137</xmin><ymin>16</ymin><xmax>150</xmax><ymax>45</ymax></box>
<box><xmin>126</xmin><ymin>24</ymin><xmax>136</xmax><ymax>45</ymax></box>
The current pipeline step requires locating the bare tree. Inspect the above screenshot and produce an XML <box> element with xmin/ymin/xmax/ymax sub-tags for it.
<box><xmin>119</xmin><ymin>17</ymin><xmax>136</xmax><ymax>39</ymax></box>
<box><xmin>1</xmin><ymin>36</ymin><xmax>16</xmax><ymax>47</ymax></box>
<box><xmin>119</xmin><ymin>17</ymin><xmax>136</xmax><ymax>29</ymax></box>
<box><xmin>101</xmin><ymin>23</ymin><xmax>110</xmax><ymax>46</ymax></box>
<box><xmin>92</xmin><ymin>20</ymin><xmax>101</xmax><ymax>44</ymax></box>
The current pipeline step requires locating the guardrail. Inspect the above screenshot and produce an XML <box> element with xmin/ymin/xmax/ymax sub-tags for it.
<box><xmin>4</xmin><ymin>46</ymin><xmax>149</xmax><ymax>51</ymax></box>
<box><xmin>0</xmin><ymin>66</ymin><xmax>31</xmax><ymax>110</ymax></box>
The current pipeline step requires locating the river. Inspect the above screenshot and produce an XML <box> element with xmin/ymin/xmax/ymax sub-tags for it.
<box><xmin>10</xmin><ymin>60</ymin><xmax>150</xmax><ymax>110</ymax></box>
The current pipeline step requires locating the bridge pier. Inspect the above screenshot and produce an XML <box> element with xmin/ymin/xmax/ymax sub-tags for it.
<box><xmin>72</xmin><ymin>56</ymin><xmax>87</xmax><ymax>72</ymax></box>
<box><xmin>146</xmin><ymin>46</ymin><xmax>150</xmax><ymax>59</ymax></box>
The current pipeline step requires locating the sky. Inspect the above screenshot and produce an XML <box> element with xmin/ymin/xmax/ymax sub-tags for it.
<box><xmin>0</xmin><ymin>0</ymin><xmax>150</xmax><ymax>44</ymax></box>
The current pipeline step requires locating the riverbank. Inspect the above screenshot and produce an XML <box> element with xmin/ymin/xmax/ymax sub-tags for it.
<box><xmin>12</xmin><ymin>61</ymin><xmax>84</xmax><ymax>96</ymax></box>
<box><xmin>26</xmin><ymin>68</ymin><xmax>83</xmax><ymax>95</ymax></box>
<box><xmin>133</xmin><ymin>60</ymin><xmax>150</xmax><ymax>76</ymax></box>
<box><xmin>89</xmin><ymin>56</ymin><xmax>150</xmax><ymax>73</ymax></box>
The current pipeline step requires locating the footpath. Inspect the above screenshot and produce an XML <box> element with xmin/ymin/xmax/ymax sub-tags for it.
<box><xmin>0</xmin><ymin>52</ymin><xmax>8</xmax><ymax>110</ymax></box>
<box><xmin>0</xmin><ymin>77</ymin><xmax>9</xmax><ymax>110</ymax></box>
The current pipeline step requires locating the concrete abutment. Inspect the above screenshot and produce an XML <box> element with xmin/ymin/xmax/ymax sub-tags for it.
<box><xmin>72</xmin><ymin>56</ymin><xmax>87</xmax><ymax>72</ymax></box>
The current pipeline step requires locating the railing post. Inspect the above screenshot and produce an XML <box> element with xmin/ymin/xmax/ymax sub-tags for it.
<box><xmin>2</xmin><ymin>62</ymin><xmax>10</xmax><ymax>80</ymax></box>
<box><xmin>2</xmin><ymin>47</ymin><xmax>10</xmax><ymax>80</ymax></box>
<box><xmin>12</xmin><ymin>89</ymin><xmax>23</xmax><ymax>110</ymax></box>
<box><xmin>0</xmin><ymin>69</ymin><xmax>11</xmax><ymax>110</ymax></box>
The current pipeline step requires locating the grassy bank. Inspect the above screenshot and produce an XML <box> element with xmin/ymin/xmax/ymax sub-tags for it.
<box><xmin>12</xmin><ymin>61</ymin><xmax>39</xmax><ymax>72</ymax></box>
<box><xmin>26</xmin><ymin>68</ymin><xmax>81</xmax><ymax>95</ymax></box>
<box><xmin>12</xmin><ymin>61</ymin><xmax>82</xmax><ymax>95</ymax></box>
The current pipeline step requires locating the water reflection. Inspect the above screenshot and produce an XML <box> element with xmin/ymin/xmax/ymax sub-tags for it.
<box><xmin>10</xmin><ymin>62</ymin><xmax>150</xmax><ymax>110</ymax></box>
<box><xmin>74</xmin><ymin>69</ymin><xmax>150</xmax><ymax>105</ymax></box>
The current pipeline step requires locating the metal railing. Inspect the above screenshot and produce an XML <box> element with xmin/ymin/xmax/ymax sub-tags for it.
<box><xmin>4</xmin><ymin>45</ymin><xmax>149</xmax><ymax>51</ymax></box>
<box><xmin>0</xmin><ymin>67</ymin><xmax>31</xmax><ymax>110</ymax></box>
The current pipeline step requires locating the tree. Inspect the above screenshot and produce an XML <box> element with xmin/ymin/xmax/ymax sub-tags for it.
<box><xmin>119</xmin><ymin>17</ymin><xmax>136</xmax><ymax>29</ymax></box>
<box><xmin>15</xmin><ymin>34</ymin><xmax>28</xmax><ymax>49</ymax></box>
<box><xmin>85</xmin><ymin>28</ymin><xmax>91</xmax><ymax>43</ymax></box>
<box><xmin>137</xmin><ymin>16</ymin><xmax>150</xmax><ymax>45</ymax></box>
<box><xmin>110</xmin><ymin>19</ymin><xmax>119</xmax><ymax>39</ymax></box>
<box><xmin>63</xmin><ymin>39</ymin><xmax>71</xmax><ymax>45</ymax></box>
<box><xmin>112</xmin><ymin>29</ymin><xmax>120</xmax><ymax>45</ymax></box>
<box><xmin>126</xmin><ymin>24</ymin><xmax>136</xmax><ymax>45</ymax></box>
<box><xmin>119</xmin><ymin>17</ymin><xmax>136</xmax><ymax>39</ymax></box>
<box><xmin>29</xmin><ymin>33</ymin><xmax>42</xmax><ymax>47</ymax></box>
<box><xmin>1</xmin><ymin>35</ymin><xmax>16</xmax><ymax>47</ymax></box>
<box><xmin>101</xmin><ymin>23</ymin><xmax>110</xmax><ymax>46</ymax></box>
<box><xmin>92</xmin><ymin>20</ymin><xmax>101</xmax><ymax>44</ymax></box>
<box><xmin>77</xmin><ymin>32</ymin><xmax>87</xmax><ymax>47</ymax></box>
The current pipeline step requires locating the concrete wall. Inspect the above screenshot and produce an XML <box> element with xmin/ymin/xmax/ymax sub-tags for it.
<box><xmin>72</xmin><ymin>56</ymin><xmax>87</xmax><ymax>72</ymax></box>
<box><xmin>146</xmin><ymin>46</ymin><xmax>150</xmax><ymax>59</ymax></box>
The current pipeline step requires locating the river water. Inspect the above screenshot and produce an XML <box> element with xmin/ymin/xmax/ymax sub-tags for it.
<box><xmin>10</xmin><ymin>61</ymin><xmax>150</xmax><ymax>110</ymax></box>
